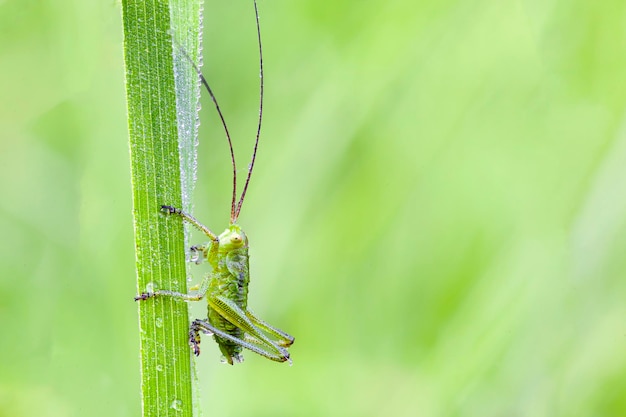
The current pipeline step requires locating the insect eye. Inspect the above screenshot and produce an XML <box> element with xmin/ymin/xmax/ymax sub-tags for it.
<box><xmin>231</xmin><ymin>234</ymin><xmax>242</xmax><ymax>243</ymax></box>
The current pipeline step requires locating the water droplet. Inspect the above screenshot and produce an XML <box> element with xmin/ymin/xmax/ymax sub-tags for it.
<box><xmin>146</xmin><ymin>282</ymin><xmax>155</xmax><ymax>293</ymax></box>
<box><xmin>155</xmin><ymin>318</ymin><xmax>163</xmax><ymax>328</ymax></box>
<box><xmin>170</xmin><ymin>399</ymin><xmax>183</xmax><ymax>411</ymax></box>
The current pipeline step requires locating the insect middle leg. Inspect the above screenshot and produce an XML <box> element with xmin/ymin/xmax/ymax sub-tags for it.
<box><xmin>134</xmin><ymin>271</ymin><xmax>214</xmax><ymax>302</ymax></box>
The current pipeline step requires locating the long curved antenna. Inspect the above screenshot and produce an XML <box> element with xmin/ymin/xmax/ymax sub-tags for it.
<box><xmin>233</xmin><ymin>0</ymin><xmax>263</xmax><ymax>221</ymax></box>
<box><xmin>178</xmin><ymin>46</ymin><xmax>238</xmax><ymax>222</ymax></box>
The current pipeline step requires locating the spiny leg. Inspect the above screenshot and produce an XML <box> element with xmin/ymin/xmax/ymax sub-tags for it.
<box><xmin>134</xmin><ymin>274</ymin><xmax>212</xmax><ymax>301</ymax></box>
<box><xmin>190</xmin><ymin>319</ymin><xmax>290</xmax><ymax>363</ymax></box>
<box><xmin>162</xmin><ymin>205</ymin><xmax>219</xmax><ymax>267</ymax></box>
<box><xmin>246</xmin><ymin>309</ymin><xmax>294</xmax><ymax>347</ymax></box>
<box><xmin>134</xmin><ymin>289</ymin><xmax>205</xmax><ymax>302</ymax></box>
<box><xmin>208</xmin><ymin>295</ymin><xmax>291</xmax><ymax>359</ymax></box>
<box><xmin>161</xmin><ymin>205</ymin><xmax>218</xmax><ymax>242</ymax></box>
<box><xmin>134</xmin><ymin>272</ymin><xmax>214</xmax><ymax>302</ymax></box>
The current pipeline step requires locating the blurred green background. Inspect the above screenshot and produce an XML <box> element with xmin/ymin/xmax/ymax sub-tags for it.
<box><xmin>2</xmin><ymin>0</ymin><xmax>626</xmax><ymax>416</ymax></box>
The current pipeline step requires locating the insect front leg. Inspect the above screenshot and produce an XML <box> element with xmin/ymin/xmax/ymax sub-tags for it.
<box><xmin>161</xmin><ymin>205</ymin><xmax>220</xmax><ymax>267</ymax></box>
<box><xmin>161</xmin><ymin>205</ymin><xmax>219</xmax><ymax>242</ymax></box>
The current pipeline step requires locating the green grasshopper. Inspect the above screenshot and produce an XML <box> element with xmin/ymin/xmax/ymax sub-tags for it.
<box><xmin>135</xmin><ymin>0</ymin><xmax>294</xmax><ymax>365</ymax></box>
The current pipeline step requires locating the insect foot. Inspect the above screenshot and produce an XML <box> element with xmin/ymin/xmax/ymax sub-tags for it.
<box><xmin>160</xmin><ymin>205</ymin><xmax>178</xmax><ymax>215</ymax></box>
<box><xmin>134</xmin><ymin>292</ymin><xmax>155</xmax><ymax>301</ymax></box>
<box><xmin>189</xmin><ymin>319</ymin><xmax>211</xmax><ymax>356</ymax></box>
<box><xmin>189</xmin><ymin>335</ymin><xmax>201</xmax><ymax>356</ymax></box>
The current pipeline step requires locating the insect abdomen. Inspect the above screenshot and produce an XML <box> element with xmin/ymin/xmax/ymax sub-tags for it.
<box><xmin>208</xmin><ymin>246</ymin><xmax>250</xmax><ymax>363</ymax></box>
<box><xmin>225</xmin><ymin>247</ymin><xmax>250</xmax><ymax>308</ymax></box>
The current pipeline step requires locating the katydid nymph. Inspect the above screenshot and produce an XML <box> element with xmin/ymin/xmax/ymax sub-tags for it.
<box><xmin>135</xmin><ymin>0</ymin><xmax>294</xmax><ymax>365</ymax></box>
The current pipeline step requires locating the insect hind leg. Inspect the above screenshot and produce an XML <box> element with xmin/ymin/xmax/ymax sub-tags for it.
<box><xmin>246</xmin><ymin>309</ymin><xmax>295</xmax><ymax>347</ymax></box>
<box><xmin>189</xmin><ymin>319</ymin><xmax>290</xmax><ymax>364</ymax></box>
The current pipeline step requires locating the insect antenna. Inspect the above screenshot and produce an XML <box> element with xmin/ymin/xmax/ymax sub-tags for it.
<box><xmin>178</xmin><ymin>46</ymin><xmax>238</xmax><ymax>222</ymax></box>
<box><xmin>233</xmin><ymin>0</ymin><xmax>263</xmax><ymax>222</ymax></box>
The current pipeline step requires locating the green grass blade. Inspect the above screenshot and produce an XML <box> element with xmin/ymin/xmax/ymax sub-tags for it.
<box><xmin>122</xmin><ymin>0</ymin><xmax>202</xmax><ymax>416</ymax></box>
